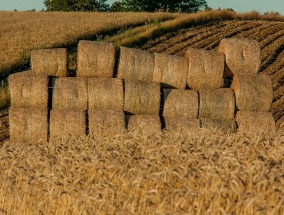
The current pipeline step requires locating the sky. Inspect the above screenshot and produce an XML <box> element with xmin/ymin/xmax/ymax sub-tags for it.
<box><xmin>0</xmin><ymin>0</ymin><xmax>283</xmax><ymax>15</ymax></box>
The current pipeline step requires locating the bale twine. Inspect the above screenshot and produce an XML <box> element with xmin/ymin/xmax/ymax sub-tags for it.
<box><xmin>200</xmin><ymin>118</ymin><xmax>236</xmax><ymax>133</ymax></box>
<box><xmin>231</xmin><ymin>73</ymin><xmax>273</xmax><ymax>112</ymax></box>
<box><xmin>186</xmin><ymin>48</ymin><xmax>224</xmax><ymax>89</ymax></box>
<box><xmin>8</xmin><ymin>71</ymin><xmax>48</xmax><ymax>109</ymax></box>
<box><xmin>124</xmin><ymin>80</ymin><xmax>160</xmax><ymax>115</ymax></box>
<box><xmin>117</xmin><ymin>47</ymin><xmax>155</xmax><ymax>82</ymax></box>
<box><xmin>52</xmin><ymin>77</ymin><xmax>88</xmax><ymax>110</ymax></box>
<box><xmin>50</xmin><ymin>110</ymin><xmax>86</xmax><ymax>139</ymax></box>
<box><xmin>154</xmin><ymin>53</ymin><xmax>188</xmax><ymax>89</ymax></box>
<box><xmin>164</xmin><ymin>116</ymin><xmax>200</xmax><ymax>133</ymax></box>
<box><xmin>163</xmin><ymin>89</ymin><xmax>198</xmax><ymax>118</ymax></box>
<box><xmin>31</xmin><ymin>48</ymin><xmax>67</xmax><ymax>77</ymax></box>
<box><xmin>89</xmin><ymin>109</ymin><xmax>126</xmax><ymax>137</ymax></box>
<box><xmin>199</xmin><ymin>88</ymin><xmax>235</xmax><ymax>120</ymax></box>
<box><xmin>77</xmin><ymin>40</ymin><xmax>115</xmax><ymax>78</ymax></box>
<box><xmin>236</xmin><ymin>111</ymin><xmax>276</xmax><ymax>137</ymax></box>
<box><xmin>88</xmin><ymin>78</ymin><xmax>124</xmax><ymax>111</ymax></box>
<box><xmin>128</xmin><ymin>115</ymin><xmax>161</xmax><ymax>136</ymax></box>
<box><xmin>9</xmin><ymin>108</ymin><xmax>48</xmax><ymax>142</ymax></box>
<box><xmin>218</xmin><ymin>38</ymin><xmax>261</xmax><ymax>78</ymax></box>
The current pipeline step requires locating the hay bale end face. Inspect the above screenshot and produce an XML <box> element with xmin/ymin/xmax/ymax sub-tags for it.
<box><xmin>124</xmin><ymin>80</ymin><xmax>160</xmax><ymax>115</ymax></box>
<box><xmin>186</xmin><ymin>48</ymin><xmax>224</xmax><ymax>90</ymax></box>
<box><xmin>163</xmin><ymin>89</ymin><xmax>198</xmax><ymax>118</ymax></box>
<box><xmin>9</xmin><ymin>108</ymin><xmax>48</xmax><ymax>142</ymax></box>
<box><xmin>164</xmin><ymin>116</ymin><xmax>200</xmax><ymax>133</ymax></box>
<box><xmin>31</xmin><ymin>48</ymin><xmax>67</xmax><ymax>77</ymax></box>
<box><xmin>201</xmin><ymin>118</ymin><xmax>236</xmax><ymax>133</ymax></box>
<box><xmin>52</xmin><ymin>77</ymin><xmax>88</xmax><ymax>110</ymax></box>
<box><xmin>128</xmin><ymin>115</ymin><xmax>161</xmax><ymax>136</ymax></box>
<box><xmin>231</xmin><ymin>73</ymin><xmax>273</xmax><ymax>112</ymax></box>
<box><xmin>88</xmin><ymin>78</ymin><xmax>124</xmax><ymax>111</ymax></box>
<box><xmin>117</xmin><ymin>47</ymin><xmax>155</xmax><ymax>82</ymax></box>
<box><xmin>77</xmin><ymin>40</ymin><xmax>115</xmax><ymax>78</ymax></box>
<box><xmin>9</xmin><ymin>71</ymin><xmax>48</xmax><ymax>109</ymax></box>
<box><xmin>154</xmin><ymin>53</ymin><xmax>188</xmax><ymax>89</ymax></box>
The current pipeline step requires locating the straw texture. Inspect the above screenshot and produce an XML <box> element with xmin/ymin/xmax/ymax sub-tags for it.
<box><xmin>231</xmin><ymin>73</ymin><xmax>273</xmax><ymax>111</ymax></box>
<box><xmin>31</xmin><ymin>48</ymin><xmax>67</xmax><ymax>77</ymax></box>
<box><xmin>201</xmin><ymin>118</ymin><xmax>236</xmax><ymax>133</ymax></box>
<box><xmin>77</xmin><ymin>40</ymin><xmax>115</xmax><ymax>78</ymax></box>
<box><xmin>88</xmin><ymin>78</ymin><xmax>124</xmax><ymax>111</ymax></box>
<box><xmin>117</xmin><ymin>47</ymin><xmax>155</xmax><ymax>82</ymax></box>
<box><xmin>186</xmin><ymin>48</ymin><xmax>224</xmax><ymax>89</ymax></box>
<box><xmin>128</xmin><ymin>115</ymin><xmax>161</xmax><ymax>136</ymax></box>
<box><xmin>164</xmin><ymin>116</ymin><xmax>200</xmax><ymax>133</ymax></box>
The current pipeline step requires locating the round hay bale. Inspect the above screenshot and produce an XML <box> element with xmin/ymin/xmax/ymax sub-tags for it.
<box><xmin>88</xmin><ymin>78</ymin><xmax>124</xmax><ymax>111</ymax></box>
<box><xmin>31</xmin><ymin>48</ymin><xmax>67</xmax><ymax>77</ymax></box>
<box><xmin>199</xmin><ymin>88</ymin><xmax>235</xmax><ymax>120</ymax></box>
<box><xmin>218</xmin><ymin>38</ymin><xmax>261</xmax><ymax>78</ymax></box>
<box><xmin>201</xmin><ymin>118</ymin><xmax>236</xmax><ymax>133</ymax></box>
<box><xmin>231</xmin><ymin>73</ymin><xmax>273</xmax><ymax>112</ymax></box>
<box><xmin>77</xmin><ymin>40</ymin><xmax>115</xmax><ymax>78</ymax></box>
<box><xmin>154</xmin><ymin>53</ymin><xmax>188</xmax><ymax>89</ymax></box>
<box><xmin>186</xmin><ymin>48</ymin><xmax>224</xmax><ymax>90</ymax></box>
<box><xmin>88</xmin><ymin>109</ymin><xmax>126</xmax><ymax>137</ymax></box>
<box><xmin>163</xmin><ymin>89</ymin><xmax>198</xmax><ymax>118</ymax></box>
<box><xmin>9</xmin><ymin>108</ymin><xmax>48</xmax><ymax>142</ymax></box>
<box><xmin>236</xmin><ymin>111</ymin><xmax>276</xmax><ymax>137</ymax></box>
<box><xmin>128</xmin><ymin>115</ymin><xmax>161</xmax><ymax>136</ymax></box>
<box><xmin>117</xmin><ymin>47</ymin><xmax>155</xmax><ymax>82</ymax></box>
<box><xmin>164</xmin><ymin>116</ymin><xmax>200</xmax><ymax>133</ymax></box>
<box><xmin>124</xmin><ymin>80</ymin><xmax>160</xmax><ymax>115</ymax></box>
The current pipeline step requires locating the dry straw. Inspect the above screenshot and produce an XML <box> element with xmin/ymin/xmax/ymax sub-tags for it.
<box><xmin>164</xmin><ymin>116</ymin><xmax>200</xmax><ymax>133</ymax></box>
<box><xmin>89</xmin><ymin>109</ymin><xmax>126</xmax><ymax>137</ymax></box>
<box><xmin>124</xmin><ymin>79</ymin><xmax>160</xmax><ymax>115</ymax></box>
<box><xmin>117</xmin><ymin>47</ymin><xmax>155</xmax><ymax>82</ymax></box>
<box><xmin>128</xmin><ymin>115</ymin><xmax>161</xmax><ymax>136</ymax></box>
<box><xmin>52</xmin><ymin>77</ymin><xmax>88</xmax><ymax>110</ymax></box>
<box><xmin>236</xmin><ymin>111</ymin><xmax>276</xmax><ymax>137</ymax></box>
<box><xmin>201</xmin><ymin>118</ymin><xmax>236</xmax><ymax>133</ymax></box>
<box><xmin>77</xmin><ymin>40</ymin><xmax>115</xmax><ymax>78</ymax></box>
<box><xmin>163</xmin><ymin>89</ymin><xmax>198</xmax><ymax>118</ymax></box>
<box><xmin>9</xmin><ymin>108</ymin><xmax>48</xmax><ymax>142</ymax></box>
<box><xmin>218</xmin><ymin>38</ymin><xmax>261</xmax><ymax>77</ymax></box>
<box><xmin>199</xmin><ymin>88</ymin><xmax>235</xmax><ymax>120</ymax></box>
<box><xmin>9</xmin><ymin>71</ymin><xmax>48</xmax><ymax>109</ymax></box>
<box><xmin>50</xmin><ymin>110</ymin><xmax>86</xmax><ymax>139</ymax></box>
<box><xmin>88</xmin><ymin>78</ymin><xmax>124</xmax><ymax>111</ymax></box>
<box><xmin>186</xmin><ymin>48</ymin><xmax>224</xmax><ymax>89</ymax></box>
<box><xmin>231</xmin><ymin>73</ymin><xmax>273</xmax><ymax>112</ymax></box>
<box><xmin>154</xmin><ymin>53</ymin><xmax>188</xmax><ymax>89</ymax></box>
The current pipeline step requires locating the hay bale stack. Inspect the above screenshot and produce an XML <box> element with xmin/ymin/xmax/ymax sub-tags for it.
<box><xmin>88</xmin><ymin>78</ymin><xmax>124</xmax><ymax>111</ymax></box>
<box><xmin>231</xmin><ymin>73</ymin><xmax>273</xmax><ymax>112</ymax></box>
<box><xmin>199</xmin><ymin>88</ymin><xmax>235</xmax><ymax>120</ymax></box>
<box><xmin>77</xmin><ymin>40</ymin><xmax>115</xmax><ymax>78</ymax></box>
<box><xmin>164</xmin><ymin>117</ymin><xmax>200</xmax><ymax>133</ymax></box>
<box><xmin>117</xmin><ymin>47</ymin><xmax>155</xmax><ymax>82</ymax></box>
<box><xmin>186</xmin><ymin>48</ymin><xmax>224</xmax><ymax>89</ymax></box>
<box><xmin>9</xmin><ymin>108</ymin><xmax>48</xmax><ymax>142</ymax></box>
<box><xmin>9</xmin><ymin>71</ymin><xmax>48</xmax><ymax>109</ymax></box>
<box><xmin>218</xmin><ymin>38</ymin><xmax>261</xmax><ymax>77</ymax></box>
<box><xmin>124</xmin><ymin>80</ymin><xmax>160</xmax><ymax>115</ymax></box>
<box><xmin>154</xmin><ymin>53</ymin><xmax>188</xmax><ymax>89</ymax></box>
<box><xmin>201</xmin><ymin>118</ymin><xmax>236</xmax><ymax>133</ymax></box>
<box><xmin>50</xmin><ymin>110</ymin><xmax>86</xmax><ymax>139</ymax></box>
<box><xmin>31</xmin><ymin>48</ymin><xmax>67</xmax><ymax>77</ymax></box>
<box><xmin>163</xmin><ymin>89</ymin><xmax>198</xmax><ymax>118</ymax></box>
<box><xmin>52</xmin><ymin>77</ymin><xmax>88</xmax><ymax>110</ymax></box>
<box><xmin>128</xmin><ymin>115</ymin><xmax>161</xmax><ymax>136</ymax></box>
<box><xmin>236</xmin><ymin>111</ymin><xmax>276</xmax><ymax>136</ymax></box>
<box><xmin>89</xmin><ymin>109</ymin><xmax>126</xmax><ymax>137</ymax></box>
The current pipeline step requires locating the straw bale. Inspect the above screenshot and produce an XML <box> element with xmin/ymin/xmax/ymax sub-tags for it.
<box><xmin>231</xmin><ymin>73</ymin><xmax>273</xmax><ymax>112</ymax></box>
<box><xmin>154</xmin><ymin>53</ymin><xmax>188</xmax><ymax>89</ymax></box>
<box><xmin>218</xmin><ymin>38</ymin><xmax>261</xmax><ymax>77</ymax></box>
<box><xmin>128</xmin><ymin>115</ymin><xmax>161</xmax><ymax>136</ymax></box>
<box><xmin>163</xmin><ymin>89</ymin><xmax>198</xmax><ymax>118</ymax></box>
<box><xmin>201</xmin><ymin>118</ymin><xmax>236</xmax><ymax>133</ymax></box>
<box><xmin>9</xmin><ymin>108</ymin><xmax>48</xmax><ymax>142</ymax></box>
<box><xmin>186</xmin><ymin>48</ymin><xmax>224</xmax><ymax>89</ymax></box>
<box><xmin>88</xmin><ymin>109</ymin><xmax>126</xmax><ymax>137</ymax></box>
<box><xmin>164</xmin><ymin>116</ymin><xmax>200</xmax><ymax>133</ymax></box>
<box><xmin>31</xmin><ymin>48</ymin><xmax>67</xmax><ymax>77</ymax></box>
<box><xmin>124</xmin><ymin>80</ymin><xmax>160</xmax><ymax>115</ymax></box>
<box><xmin>8</xmin><ymin>71</ymin><xmax>48</xmax><ymax>109</ymax></box>
<box><xmin>88</xmin><ymin>78</ymin><xmax>124</xmax><ymax>111</ymax></box>
<box><xmin>199</xmin><ymin>88</ymin><xmax>235</xmax><ymax>120</ymax></box>
<box><xmin>117</xmin><ymin>47</ymin><xmax>155</xmax><ymax>82</ymax></box>
<box><xmin>50</xmin><ymin>110</ymin><xmax>86</xmax><ymax>139</ymax></box>
<box><xmin>236</xmin><ymin>111</ymin><xmax>276</xmax><ymax>137</ymax></box>
<box><xmin>52</xmin><ymin>77</ymin><xmax>88</xmax><ymax>110</ymax></box>
<box><xmin>77</xmin><ymin>40</ymin><xmax>115</xmax><ymax>78</ymax></box>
